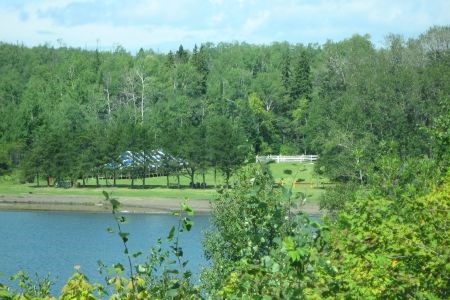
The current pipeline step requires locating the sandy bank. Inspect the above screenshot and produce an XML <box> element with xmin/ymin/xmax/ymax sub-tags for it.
<box><xmin>0</xmin><ymin>194</ymin><xmax>321</xmax><ymax>215</ymax></box>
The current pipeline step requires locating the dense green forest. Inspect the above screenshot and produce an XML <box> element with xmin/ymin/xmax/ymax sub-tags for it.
<box><xmin>0</xmin><ymin>25</ymin><xmax>448</xmax><ymax>188</ymax></box>
<box><xmin>0</xmin><ymin>26</ymin><xmax>449</xmax><ymax>299</ymax></box>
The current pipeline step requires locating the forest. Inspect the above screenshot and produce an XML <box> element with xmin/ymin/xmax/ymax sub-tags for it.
<box><xmin>0</xmin><ymin>26</ymin><xmax>448</xmax><ymax>188</ymax></box>
<box><xmin>0</xmin><ymin>25</ymin><xmax>449</xmax><ymax>298</ymax></box>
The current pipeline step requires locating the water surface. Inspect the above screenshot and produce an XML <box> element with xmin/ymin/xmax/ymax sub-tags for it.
<box><xmin>0</xmin><ymin>211</ymin><xmax>210</xmax><ymax>294</ymax></box>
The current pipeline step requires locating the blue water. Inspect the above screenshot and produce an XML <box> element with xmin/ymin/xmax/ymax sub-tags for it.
<box><xmin>0</xmin><ymin>211</ymin><xmax>210</xmax><ymax>294</ymax></box>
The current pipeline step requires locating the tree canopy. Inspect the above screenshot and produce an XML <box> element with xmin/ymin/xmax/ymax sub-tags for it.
<box><xmin>0</xmin><ymin>26</ymin><xmax>448</xmax><ymax>188</ymax></box>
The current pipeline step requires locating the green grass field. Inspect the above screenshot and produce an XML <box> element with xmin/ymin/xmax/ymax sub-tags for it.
<box><xmin>268</xmin><ymin>162</ymin><xmax>329</xmax><ymax>202</ymax></box>
<box><xmin>0</xmin><ymin>162</ymin><xmax>327</xmax><ymax>202</ymax></box>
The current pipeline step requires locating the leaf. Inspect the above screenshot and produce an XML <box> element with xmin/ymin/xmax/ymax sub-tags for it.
<box><xmin>282</xmin><ymin>187</ymin><xmax>292</xmax><ymax>200</ymax></box>
<box><xmin>137</xmin><ymin>265</ymin><xmax>147</xmax><ymax>274</ymax></box>
<box><xmin>182</xmin><ymin>217</ymin><xmax>194</xmax><ymax>232</ymax></box>
<box><xmin>183</xmin><ymin>270</ymin><xmax>192</xmax><ymax>279</ymax></box>
<box><xmin>167</xmin><ymin>226</ymin><xmax>175</xmax><ymax>242</ymax></box>
<box><xmin>261</xmin><ymin>255</ymin><xmax>273</xmax><ymax>268</ymax></box>
<box><xmin>119</xmin><ymin>232</ymin><xmax>129</xmax><ymax>243</ymax></box>
<box><xmin>110</xmin><ymin>199</ymin><xmax>120</xmax><ymax>210</ymax></box>
<box><xmin>182</xmin><ymin>202</ymin><xmax>194</xmax><ymax>216</ymax></box>
<box><xmin>174</xmin><ymin>247</ymin><xmax>183</xmax><ymax>257</ymax></box>
<box><xmin>102</xmin><ymin>190</ymin><xmax>109</xmax><ymax>200</ymax></box>
<box><xmin>166</xmin><ymin>289</ymin><xmax>178</xmax><ymax>297</ymax></box>
<box><xmin>310</xmin><ymin>221</ymin><xmax>320</xmax><ymax>229</ymax></box>
<box><xmin>282</xmin><ymin>237</ymin><xmax>295</xmax><ymax>251</ymax></box>
<box><xmin>0</xmin><ymin>290</ymin><xmax>13</xmax><ymax>298</ymax></box>
<box><xmin>288</xmin><ymin>250</ymin><xmax>301</xmax><ymax>262</ymax></box>
<box><xmin>132</xmin><ymin>251</ymin><xmax>142</xmax><ymax>258</ymax></box>
<box><xmin>297</xmin><ymin>248</ymin><xmax>308</xmax><ymax>258</ymax></box>
<box><xmin>271</xmin><ymin>262</ymin><xmax>280</xmax><ymax>273</ymax></box>
<box><xmin>114</xmin><ymin>263</ymin><xmax>124</xmax><ymax>273</ymax></box>
<box><xmin>246</xmin><ymin>186</ymin><xmax>261</xmax><ymax>198</ymax></box>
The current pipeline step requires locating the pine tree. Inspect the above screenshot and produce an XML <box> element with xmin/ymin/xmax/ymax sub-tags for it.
<box><xmin>281</xmin><ymin>50</ymin><xmax>291</xmax><ymax>90</ymax></box>
<box><xmin>192</xmin><ymin>44</ymin><xmax>209</xmax><ymax>96</ymax></box>
<box><xmin>290</xmin><ymin>50</ymin><xmax>312</xmax><ymax>101</ymax></box>
<box><xmin>166</xmin><ymin>51</ymin><xmax>175</xmax><ymax>68</ymax></box>
<box><xmin>176</xmin><ymin>45</ymin><xmax>189</xmax><ymax>64</ymax></box>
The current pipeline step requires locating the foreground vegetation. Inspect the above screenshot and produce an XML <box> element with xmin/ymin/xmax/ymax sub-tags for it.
<box><xmin>0</xmin><ymin>163</ymin><xmax>448</xmax><ymax>299</ymax></box>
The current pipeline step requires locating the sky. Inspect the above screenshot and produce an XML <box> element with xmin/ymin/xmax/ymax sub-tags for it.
<box><xmin>0</xmin><ymin>0</ymin><xmax>448</xmax><ymax>53</ymax></box>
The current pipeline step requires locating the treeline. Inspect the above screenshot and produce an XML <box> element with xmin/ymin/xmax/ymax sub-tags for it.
<box><xmin>0</xmin><ymin>26</ymin><xmax>448</xmax><ymax>188</ymax></box>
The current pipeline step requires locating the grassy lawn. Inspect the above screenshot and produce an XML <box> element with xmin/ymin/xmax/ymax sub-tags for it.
<box><xmin>0</xmin><ymin>162</ymin><xmax>327</xmax><ymax>202</ymax></box>
<box><xmin>268</xmin><ymin>162</ymin><xmax>329</xmax><ymax>202</ymax></box>
<box><xmin>0</xmin><ymin>181</ymin><xmax>218</xmax><ymax>200</ymax></box>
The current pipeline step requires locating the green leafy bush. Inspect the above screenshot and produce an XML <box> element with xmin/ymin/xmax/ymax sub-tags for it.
<box><xmin>202</xmin><ymin>163</ymin><xmax>290</xmax><ymax>293</ymax></box>
<box><xmin>316</xmin><ymin>176</ymin><xmax>450</xmax><ymax>298</ymax></box>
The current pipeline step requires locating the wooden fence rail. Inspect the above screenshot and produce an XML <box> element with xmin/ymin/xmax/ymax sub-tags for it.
<box><xmin>256</xmin><ymin>154</ymin><xmax>319</xmax><ymax>163</ymax></box>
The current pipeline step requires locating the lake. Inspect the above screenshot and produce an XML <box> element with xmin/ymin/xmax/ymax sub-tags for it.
<box><xmin>0</xmin><ymin>211</ymin><xmax>210</xmax><ymax>295</ymax></box>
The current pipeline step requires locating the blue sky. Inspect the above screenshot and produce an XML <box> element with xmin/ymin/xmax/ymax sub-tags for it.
<box><xmin>0</xmin><ymin>0</ymin><xmax>448</xmax><ymax>53</ymax></box>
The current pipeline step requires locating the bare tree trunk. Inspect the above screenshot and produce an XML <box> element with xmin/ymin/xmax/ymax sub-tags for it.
<box><xmin>104</xmin><ymin>78</ymin><xmax>112</xmax><ymax>115</ymax></box>
<box><xmin>189</xmin><ymin>168</ymin><xmax>195</xmax><ymax>187</ymax></box>
<box><xmin>202</xmin><ymin>172</ymin><xmax>206</xmax><ymax>188</ymax></box>
<box><xmin>124</xmin><ymin>72</ymin><xmax>138</xmax><ymax>124</ymax></box>
<box><xmin>142</xmin><ymin>167</ymin><xmax>146</xmax><ymax>188</ymax></box>
<box><xmin>131</xmin><ymin>172</ymin><xmax>134</xmax><ymax>188</ymax></box>
<box><xmin>136</xmin><ymin>69</ymin><xmax>146</xmax><ymax>125</ymax></box>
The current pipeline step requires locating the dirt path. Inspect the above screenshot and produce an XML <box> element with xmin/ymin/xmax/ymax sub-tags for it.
<box><xmin>0</xmin><ymin>194</ymin><xmax>321</xmax><ymax>215</ymax></box>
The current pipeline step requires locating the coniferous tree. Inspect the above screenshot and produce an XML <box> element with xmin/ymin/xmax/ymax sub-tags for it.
<box><xmin>289</xmin><ymin>50</ymin><xmax>312</xmax><ymax>102</ymax></box>
<box><xmin>281</xmin><ymin>50</ymin><xmax>291</xmax><ymax>90</ymax></box>
<box><xmin>176</xmin><ymin>45</ymin><xmax>189</xmax><ymax>64</ymax></box>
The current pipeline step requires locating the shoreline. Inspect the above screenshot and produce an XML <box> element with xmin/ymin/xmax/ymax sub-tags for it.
<box><xmin>0</xmin><ymin>194</ymin><xmax>321</xmax><ymax>215</ymax></box>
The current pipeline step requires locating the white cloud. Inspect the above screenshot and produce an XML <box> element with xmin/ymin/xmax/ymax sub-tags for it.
<box><xmin>0</xmin><ymin>6</ymin><xmax>55</xmax><ymax>45</ymax></box>
<box><xmin>208</xmin><ymin>12</ymin><xmax>225</xmax><ymax>25</ymax></box>
<box><xmin>21</xmin><ymin>0</ymin><xmax>90</xmax><ymax>18</ymax></box>
<box><xmin>208</xmin><ymin>0</ymin><xmax>224</xmax><ymax>5</ymax></box>
<box><xmin>241</xmin><ymin>10</ymin><xmax>270</xmax><ymax>37</ymax></box>
<box><xmin>119</xmin><ymin>1</ymin><xmax>162</xmax><ymax>19</ymax></box>
<box><xmin>0</xmin><ymin>0</ymin><xmax>447</xmax><ymax>52</ymax></box>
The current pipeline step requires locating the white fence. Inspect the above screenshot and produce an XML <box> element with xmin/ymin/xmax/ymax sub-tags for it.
<box><xmin>256</xmin><ymin>154</ymin><xmax>318</xmax><ymax>163</ymax></box>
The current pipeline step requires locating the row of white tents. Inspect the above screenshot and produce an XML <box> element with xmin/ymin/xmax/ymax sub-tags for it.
<box><xmin>105</xmin><ymin>150</ymin><xmax>184</xmax><ymax>172</ymax></box>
